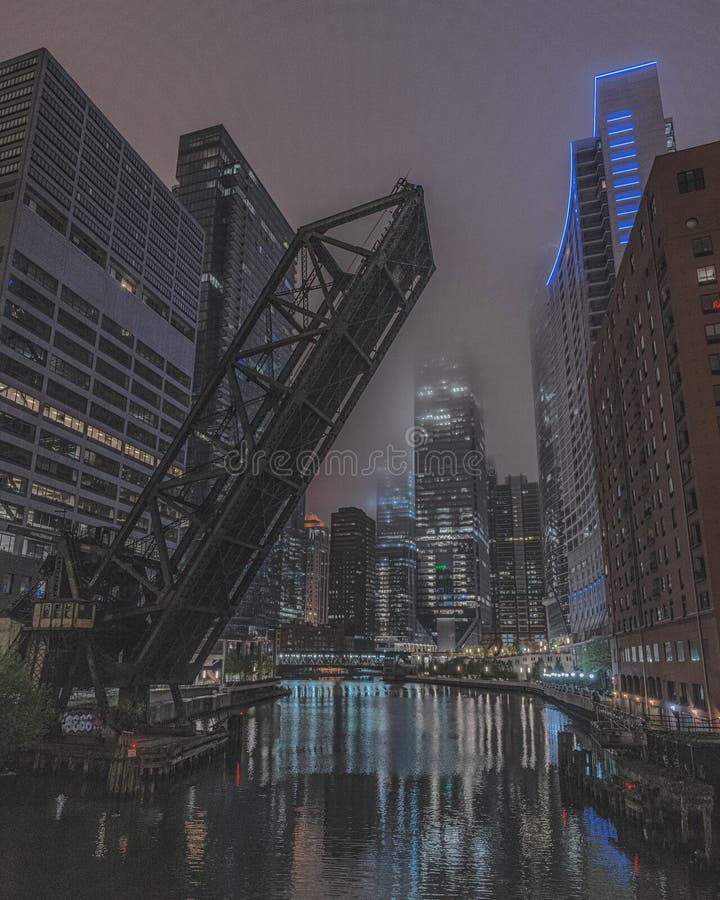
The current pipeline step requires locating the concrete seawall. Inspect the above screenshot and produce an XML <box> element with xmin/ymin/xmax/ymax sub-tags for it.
<box><xmin>408</xmin><ymin>675</ymin><xmax>598</xmax><ymax>721</ymax></box>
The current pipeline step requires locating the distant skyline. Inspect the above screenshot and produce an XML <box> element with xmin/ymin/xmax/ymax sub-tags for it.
<box><xmin>5</xmin><ymin>1</ymin><xmax>720</xmax><ymax>523</ymax></box>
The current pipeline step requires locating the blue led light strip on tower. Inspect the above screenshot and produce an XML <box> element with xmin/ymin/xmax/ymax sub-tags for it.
<box><xmin>546</xmin><ymin>143</ymin><xmax>576</xmax><ymax>287</ymax></box>
<box><xmin>613</xmin><ymin>176</ymin><xmax>640</xmax><ymax>188</ymax></box>
<box><xmin>612</xmin><ymin>164</ymin><xmax>639</xmax><ymax>175</ymax></box>
<box><xmin>593</xmin><ymin>61</ymin><xmax>657</xmax><ymax>136</ymax></box>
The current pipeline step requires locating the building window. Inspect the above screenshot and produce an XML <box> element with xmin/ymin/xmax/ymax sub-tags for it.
<box><xmin>39</xmin><ymin>430</ymin><xmax>80</xmax><ymax>461</ymax></box>
<box><xmin>688</xmin><ymin>640</ymin><xmax>701</xmax><ymax>662</ymax></box>
<box><xmin>60</xmin><ymin>285</ymin><xmax>99</xmax><ymax>323</ymax></box>
<box><xmin>706</xmin><ymin>324</ymin><xmax>720</xmax><ymax>344</ymax></box>
<box><xmin>692</xmin><ymin>236</ymin><xmax>713</xmax><ymax>257</ymax></box>
<box><xmin>700</xmin><ymin>292</ymin><xmax>720</xmax><ymax>314</ymax></box>
<box><xmin>664</xmin><ymin>641</ymin><xmax>673</xmax><ymax>662</ymax></box>
<box><xmin>70</xmin><ymin>225</ymin><xmax>107</xmax><ymax>268</ymax></box>
<box><xmin>698</xmin><ymin>591</ymin><xmax>711</xmax><ymax>611</ymax></box>
<box><xmin>676</xmin><ymin>641</ymin><xmax>686</xmax><ymax>662</ymax></box>
<box><xmin>697</xmin><ymin>265</ymin><xmax>717</xmax><ymax>285</ymax></box>
<box><xmin>677</xmin><ymin>168</ymin><xmax>705</xmax><ymax>193</ymax></box>
<box><xmin>101</xmin><ymin>315</ymin><xmax>134</xmax><ymax>348</ymax></box>
<box><xmin>690</xmin><ymin>521</ymin><xmax>702</xmax><ymax>546</ymax></box>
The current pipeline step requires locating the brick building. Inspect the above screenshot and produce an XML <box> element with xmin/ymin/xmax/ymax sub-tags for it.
<box><xmin>589</xmin><ymin>141</ymin><xmax>720</xmax><ymax>723</ymax></box>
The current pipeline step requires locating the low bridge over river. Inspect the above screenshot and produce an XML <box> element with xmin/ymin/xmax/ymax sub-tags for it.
<box><xmin>276</xmin><ymin>651</ymin><xmax>385</xmax><ymax>676</ymax></box>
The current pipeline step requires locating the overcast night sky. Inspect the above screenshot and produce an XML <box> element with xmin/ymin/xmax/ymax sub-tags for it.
<box><xmin>4</xmin><ymin>0</ymin><xmax>720</xmax><ymax>522</ymax></box>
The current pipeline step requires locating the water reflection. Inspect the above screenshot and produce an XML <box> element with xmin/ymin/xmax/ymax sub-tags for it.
<box><xmin>0</xmin><ymin>680</ymin><xmax>717</xmax><ymax>899</ymax></box>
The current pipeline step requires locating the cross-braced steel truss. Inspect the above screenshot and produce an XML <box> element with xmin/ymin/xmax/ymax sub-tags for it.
<box><xmin>19</xmin><ymin>181</ymin><xmax>434</xmax><ymax>697</ymax></box>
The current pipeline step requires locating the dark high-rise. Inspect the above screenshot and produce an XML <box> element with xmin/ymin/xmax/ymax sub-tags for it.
<box><xmin>414</xmin><ymin>358</ymin><xmax>490</xmax><ymax>650</ymax></box>
<box><xmin>376</xmin><ymin>469</ymin><xmax>416</xmax><ymax>640</ymax></box>
<box><xmin>488</xmin><ymin>470</ymin><xmax>545</xmax><ymax>647</ymax></box>
<box><xmin>0</xmin><ymin>49</ymin><xmax>203</xmax><ymax>595</ymax></box>
<box><xmin>175</xmin><ymin>124</ymin><xmax>304</xmax><ymax>630</ymax></box>
<box><xmin>175</xmin><ymin>124</ymin><xmax>294</xmax><ymax>400</ymax></box>
<box><xmin>328</xmin><ymin>506</ymin><xmax>376</xmax><ymax>642</ymax></box>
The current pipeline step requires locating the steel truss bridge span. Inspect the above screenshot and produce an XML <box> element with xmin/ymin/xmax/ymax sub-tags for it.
<box><xmin>14</xmin><ymin>181</ymin><xmax>434</xmax><ymax>713</ymax></box>
<box><xmin>276</xmin><ymin>652</ymin><xmax>385</xmax><ymax>672</ymax></box>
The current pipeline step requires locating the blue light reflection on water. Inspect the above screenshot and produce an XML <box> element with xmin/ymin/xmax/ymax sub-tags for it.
<box><xmin>0</xmin><ymin>680</ymin><xmax>716</xmax><ymax>899</ymax></box>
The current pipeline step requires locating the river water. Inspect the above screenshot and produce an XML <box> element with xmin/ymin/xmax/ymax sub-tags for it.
<box><xmin>0</xmin><ymin>679</ymin><xmax>717</xmax><ymax>899</ymax></box>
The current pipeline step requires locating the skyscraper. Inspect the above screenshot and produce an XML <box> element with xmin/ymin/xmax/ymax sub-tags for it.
<box><xmin>530</xmin><ymin>298</ymin><xmax>568</xmax><ymax>639</ymax></box>
<box><xmin>589</xmin><ymin>141</ymin><xmax>720</xmax><ymax>721</ymax></box>
<box><xmin>376</xmin><ymin>468</ymin><xmax>416</xmax><ymax>640</ymax></box>
<box><xmin>593</xmin><ymin>63</ymin><xmax>675</xmax><ymax>265</ymax></box>
<box><xmin>303</xmin><ymin>512</ymin><xmax>329</xmax><ymax>626</ymax></box>
<box><xmin>279</xmin><ymin>500</ymin><xmax>307</xmax><ymax>625</ymax></box>
<box><xmin>488</xmin><ymin>470</ymin><xmax>545</xmax><ymax>647</ymax></box>
<box><xmin>532</xmin><ymin>62</ymin><xmax>673</xmax><ymax>655</ymax></box>
<box><xmin>175</xmin><ymin>123</ymin><xmax>305</xmax><ymax>630</ymax></box>
<box><xmin>328</xmin><ymin>506</ymin><xmax>376</xmax><ymax>642</ymax></box>
<box><xmin>0</xmin><ymin>49</ymin><xmax>203</xmax><ymax>595</ymax></box>
<box><xmin>414</xmin><ymin>358</ymin><xmax>490</xmax><ymax>650</ymax></box>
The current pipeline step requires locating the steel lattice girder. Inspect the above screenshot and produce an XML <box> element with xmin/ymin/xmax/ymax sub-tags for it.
<box><xmin>80</xmin><ymin>181</ymin><xmax>434</xmax><ymax>686</ymax></box>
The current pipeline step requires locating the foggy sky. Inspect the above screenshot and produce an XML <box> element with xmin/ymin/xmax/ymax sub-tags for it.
<box><xmin>3</xmin><ymin>0</ymin><xmax>720</xmax><ymax>522</ymax></box>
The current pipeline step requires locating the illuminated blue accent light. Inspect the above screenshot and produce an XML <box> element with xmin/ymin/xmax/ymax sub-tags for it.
<box><xmin>610</xmin><ymin>151</ymin><xmax>637</xmax><ymax>162</ymax></box>
<box><xmin>616</xmin><ymin>206</ymin><xmax>639</xmax><ymax>217</ymax></box>
<box><xmin>619</xmin><ymin>238</ymin><xmax>630</xmax><ymax>245</ymax></box>
<box><xmin>612</xmin><ymin>164</ymin><xmax>638</xmax><ymax>175</ymax></box>
<box><xmin>613</xmin><ymin>176</ymin><xmax>640</xmax><ymax>187</ymax></box>
<box><xmin>593</xmin><ymin>61</ymin><xmax>657</xmax><ymax>135</ymax></box>
<box><xmin>546</xmin><ymin>143</ymin><xmax>575</xmax><ymax>287</ymax></box>
<box><xmin>618</xmin><ymin>223</ymin><xmax>633</xmax><ymax>231</ymax></box>
<box><xmin>615</xmin><ymin>191</ymin><xmax>641</xmax><ymax>202</ymax></box>
<box><xmin>608</xmin><ymin>125</ymin><xmax>634</xmax><ymax>136</ymax></box>
<box><xmin>606</xmin><ymin>110</ymin><xmax>632</xmax><ymax>123</ymax></box>
<box><xmin>609</xmin><ymin>138</ymin><xmax>635</xmax><ymax>149</ymax></box>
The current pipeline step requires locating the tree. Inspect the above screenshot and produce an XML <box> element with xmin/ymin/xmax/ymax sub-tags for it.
<box><xmin>530</xmin><ymin>659</ymin><xmax>544</xmax><ymax>682</ymax></box>
<box><xmin>0</xmin><ymin>653</ymin><xmax>55</xmax><ymax>769</ymax></box>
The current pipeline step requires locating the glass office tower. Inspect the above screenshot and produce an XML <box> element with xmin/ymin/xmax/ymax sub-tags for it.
<box><xmin>414</xmin><ymin>357</ymin><xmax>490</xmax><ymax>650</ymax></box>
<box><xmin>376</xmin><ymin>468</ymin><xmax>416</xmax><ymax>641</ymax></box>
<box><xmin>532</xmin><ymin>62</ymin><xmax>673</xmax><ymax>649</ymax></box>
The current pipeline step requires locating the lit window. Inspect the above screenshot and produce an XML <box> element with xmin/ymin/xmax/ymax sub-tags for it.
<box><xmin>700</xmin><ymin>293</ymin><xmax>720</xmax><ymax>314</ymax></box>
<box><xmin>31</xmin><ymin>481</ymin><xmax>75</xmax><ymax>507</ymax></box>
<box><xmin>0</xmin><ymin>381</ymin><xmax>39</xmax><ymax>412</ymax></box>
<box><xmin>42</xmin><ymin>405</ymin><xmax>84</xmax><ymax>433</ymax></box>
<box><xmin>124</xmin><ymin>442</ymin><xmax>156</xmax><ymax>467</ymax></box>
<box><xmin>87</xmin><ymin>425</ymin><xmax>122</xmax><ymax>452</ymax></box>
<box><xmin>697</xmin><ymin>265</ymin><xmax>717</xmax><ymax>285</ymax></box>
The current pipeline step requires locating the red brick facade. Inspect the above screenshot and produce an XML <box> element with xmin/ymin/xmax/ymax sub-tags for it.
<box><xmin>589</xmin><ymin>142</ymin><xmax>720</xmax><ymax>723</ymax></box>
